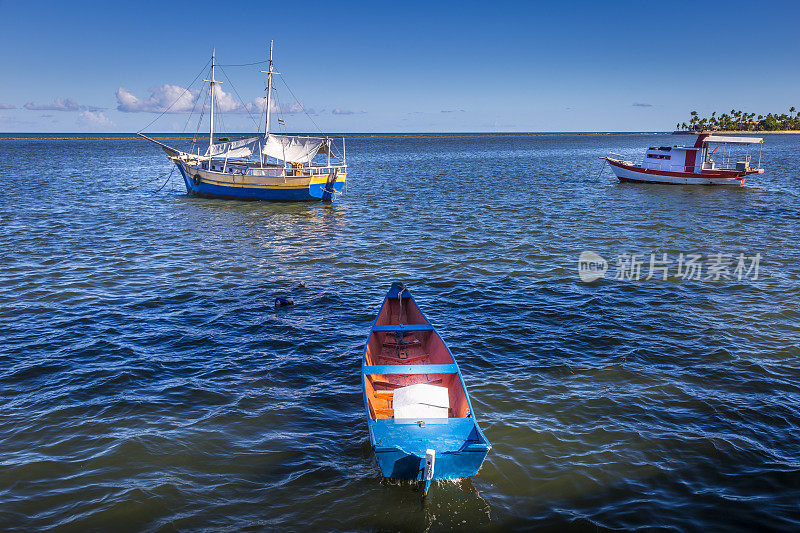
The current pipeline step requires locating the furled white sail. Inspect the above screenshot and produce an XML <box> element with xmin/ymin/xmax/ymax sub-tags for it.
<box><xmin>202</xmin><ymin>134</ymin><xmax>332</xmax><ymax>163</ymax></box>
<box><xmin>261</xmin><ymin>134</ymin><xmax>331</xmax><ymax>163</ymax></box>
<box><xmin>204</xmin><ymin>136</ymin><xmax>260</xmax><ymax>158</ymax></box>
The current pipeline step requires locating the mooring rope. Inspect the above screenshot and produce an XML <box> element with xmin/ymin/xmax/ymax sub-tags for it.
<box><xmin>593</xmin><ymin>159</ymin><xmax>608</xmax><ymax>180</ymax></box>
<box><xmin>121</xmin><ymin>164</ymin><xmax>175</xmax><ymax>193</ymax></box>
<box><xmin>154</xmin><ymin>165</ymin><xmax>176</xmax><ymax>192</ymax></box>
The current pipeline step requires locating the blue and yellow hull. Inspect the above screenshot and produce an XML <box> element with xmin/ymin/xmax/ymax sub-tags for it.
<box><xmin>176</xmin><ymin>162</ymin><xmax>345</xmax><ymax>201</ymax></box>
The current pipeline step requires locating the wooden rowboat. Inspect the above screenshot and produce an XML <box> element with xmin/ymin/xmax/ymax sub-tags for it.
<box><xmin>361</xmin><ymin>282</ymin><xmax>490</xmax><ymax>495</ymax></box>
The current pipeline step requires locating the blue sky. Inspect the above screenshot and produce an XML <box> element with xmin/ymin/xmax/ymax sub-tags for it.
<box><xmin>1</xmin><ymin>0</ymin><xmax>798</xmax><ymax>133</ymax></box>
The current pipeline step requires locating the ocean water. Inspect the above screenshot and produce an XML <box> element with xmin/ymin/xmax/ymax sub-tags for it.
<box><xmin>1</xmin><ymin>134</ymin><xmax>799</xmax><ymax>531</ymax></box>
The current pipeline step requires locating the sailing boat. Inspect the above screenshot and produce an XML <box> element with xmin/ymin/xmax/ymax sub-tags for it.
<box><xmin>139</xmin><ymin>42</ymin><xmax>348</xmax><ymax>201</ymax></box>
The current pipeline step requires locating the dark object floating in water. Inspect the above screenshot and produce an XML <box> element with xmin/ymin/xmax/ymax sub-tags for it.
<box><xmin>274</xmin><ymin>297</ymin><xmax>293</xmax><ymax>308</ymax></box>
<box><xmin>361</xmin><ymin>282</ymin><xmax>491</xmax><ymax>497</ymax></box>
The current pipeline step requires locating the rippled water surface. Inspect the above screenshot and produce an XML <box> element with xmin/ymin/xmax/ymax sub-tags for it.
<box><xmin>2</xmin><ymin>134</ymin><xmax>799</xmax><ymax>531</ymax></box>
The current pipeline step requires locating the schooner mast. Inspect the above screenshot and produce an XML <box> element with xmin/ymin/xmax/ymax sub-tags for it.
<box><xmin>203</xmin><ymin>48</ymin><xmax>221</xmax><ymax>150</ymax></box>
<box><xmin>261</xmin><ymin>40</ymin><xmax>277</xmax><ymax>138</ymax></box>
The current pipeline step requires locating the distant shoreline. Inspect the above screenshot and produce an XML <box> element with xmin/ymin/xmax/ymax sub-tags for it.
<box><xmin>0</xmin><ymin>132</ymin><xmax>691</xmax><ymax>141</ymax></box>
<box><xmin>672</xmin><ymin>130</ymin><xmax>799</xmax><ymax>135</ymax></box>
<box><xmin>1</xmin><ymin>131</ymin><xmax>798</xmax><ymax>141</ymax></box>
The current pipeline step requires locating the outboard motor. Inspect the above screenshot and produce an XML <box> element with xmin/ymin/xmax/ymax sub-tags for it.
<box><xmin>422</xmin><ymin>448</ymin><xmax>435</xmax><ymax>496</ymax></box>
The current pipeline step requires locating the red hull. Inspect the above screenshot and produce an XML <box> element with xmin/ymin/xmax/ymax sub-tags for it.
<box><xmin>605</xmin><ymin>158</ymin><xmax>762</xmax><ymax>186</ymax></box>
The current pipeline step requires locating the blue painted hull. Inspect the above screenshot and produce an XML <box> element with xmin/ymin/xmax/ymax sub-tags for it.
<box><xmin>176</xmin><ymin>163</ymin><xmax>344</xmax><ymax>201</ymax></box>
<box><xmin>374</xmin><ymin>448</ymin><xmax>490</xmax><ymax>481</ymax></box>
<box><xmin>369</xmin><ymin>418</ymin><xmax>490</xmax><ymax>480</ymax></box>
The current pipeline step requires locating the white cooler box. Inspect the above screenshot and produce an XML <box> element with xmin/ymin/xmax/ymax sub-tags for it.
<box><xmin>393</xmin><ymin>383</ymin><xmax>449</xmax><ymax>419</ymax></box>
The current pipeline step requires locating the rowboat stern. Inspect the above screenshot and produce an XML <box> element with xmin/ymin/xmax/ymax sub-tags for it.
<box><xmin>369</xmin><ymin>417</ymin><xmax>491</xmax><ymax>481</ymax></box>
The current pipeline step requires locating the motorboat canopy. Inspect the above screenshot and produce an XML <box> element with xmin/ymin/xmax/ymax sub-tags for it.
<box><xmin>702</xmin><ymin>135</ymin><xmax>764</xmax><ymax>144</ymax></box>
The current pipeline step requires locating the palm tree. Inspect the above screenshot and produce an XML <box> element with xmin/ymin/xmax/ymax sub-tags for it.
<box><xmin>790</xmin><ymin>106</ymin><xmax>796</xmax><ymax>114</ymax></box>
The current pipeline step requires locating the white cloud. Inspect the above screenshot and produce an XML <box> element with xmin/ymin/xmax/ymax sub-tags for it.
<box><xmin>209</xmin><ymin>89</ymin><xmax>302</xmax><ymax>114</ymax></box>
<box><xmin>246</xmin><ymin>97</ymin><xmax>268</xmax><ymax>113</ymax></box>
<box><xmin>213</xmin><ymin>87</ymin><xmax>243</xmax><ymax>113</ymax></box>
<box><xmin>332</xmin><ymin>108</ymin><xmax>366</xmax><ymax>115</ymax></box>
<box><xmin>116</xmin><ymin>84</ymin><xmax>316</xmax><ymax>117</ymax></box>
<box><xmin>78</xmin><ymin>110</ymin><xmax>114</xmax><ymax>128</ymax></box>
<box><xmin>24</xmin><ymin>97</ymin><xmax>101</xmax><ymax>112</ymax></box>
<box><xmin>116</xmin><ymin>85</ymin><xmax>199</xmax><ymax>113</ymax></box>
<box><xmin>246</xmin><ymin>97</ymin><xmax>312</xmax><ymax>115</ymax></box>
<box><xmin>0</xmin><ymin>103</ymin><xmax>15</xmax><ymax>109</ymax></box>
<box><xmin>281</xmin><ymin>102</ymin><xmax>311</xmax><ymax>114</ymax></box>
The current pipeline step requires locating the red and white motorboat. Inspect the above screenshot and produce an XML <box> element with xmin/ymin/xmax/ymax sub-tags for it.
<box><xmin>602</xmin><ymin>133</ymin><xmax>764</xmax><ymax>186</ymax></box>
